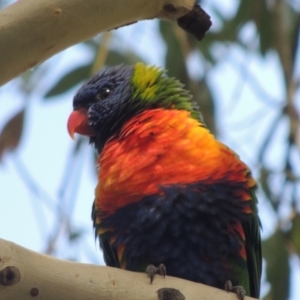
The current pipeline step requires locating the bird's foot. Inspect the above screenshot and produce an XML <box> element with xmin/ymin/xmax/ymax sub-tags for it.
<box><xmin>145</xmin><ymin>264</ymin><xmax>166</xmax><ymax>283</ymax></box>
<box><xmin>225</xmin><ymin>280</ymin><xmax>246</xmax><ymax>300</ymax></box>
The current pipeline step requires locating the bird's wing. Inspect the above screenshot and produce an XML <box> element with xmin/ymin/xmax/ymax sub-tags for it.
<box><xmin>242</xmin><ymin>188</ymin><xmax>262</xmax><ymax>298</ymax></box>
<box><xmin>92</xmin><ymin>200</ymin><xmax>121</xmax><ymax>268</ymax></box>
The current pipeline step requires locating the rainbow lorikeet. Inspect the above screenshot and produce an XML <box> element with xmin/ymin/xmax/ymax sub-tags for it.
<box><xmin>67</xmin><ymin>63</ymin><xmax>261</xmax><ymax>299</ymax></box>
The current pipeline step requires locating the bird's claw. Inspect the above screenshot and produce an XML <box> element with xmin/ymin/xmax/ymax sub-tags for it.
<box><xmin>145</xmin><ymin>263</ymin><xmax>166</xmax><ymax>283</ymax></box>
<box><xmin>225</xmin><ymin>280</ymin><xmax>246</xmax><ymax>300</ymax></box>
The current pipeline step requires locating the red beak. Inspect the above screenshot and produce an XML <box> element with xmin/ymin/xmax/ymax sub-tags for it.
<box><xmin>67</xmin><ymin>109</ymin><xmax>95</xmax><ymax>139</ymax></box>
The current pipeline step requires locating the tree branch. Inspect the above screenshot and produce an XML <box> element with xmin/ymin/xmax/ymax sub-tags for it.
<box><xmin>0</xmin><ymin>238</ymin><xmax>256</xmax><ymax>300</ymax></box>
<box><xmin>0</xmin><ymin>0</ymin><xmax>196</xmax><ymax>86</ymax></box>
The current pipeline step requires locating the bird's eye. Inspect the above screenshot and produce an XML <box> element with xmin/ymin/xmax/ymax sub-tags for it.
<box><xmin>97</xmin><ymin>87</ymin><xmax>112</xmax><ymax>100</ymax></box>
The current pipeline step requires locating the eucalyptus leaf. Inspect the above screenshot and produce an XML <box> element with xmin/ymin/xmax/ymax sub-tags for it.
<box><xmin>44</xmin><ymin>64</ymin><xmax>91</xmax><ymax>99</ymax></box>
<box><xmin>263</xmin><ymin>231</ymin><xmax>290</xmax><ymax>300</ymax></box>
<box><xmin>289</xmin><ymin>215</ymin><xmax>300</xmax><ymax>256</ymax></box>
<box><xmin>0</xmin><ymin>109</ymin><xmax>25</xmax><ymax>161</ymax></box>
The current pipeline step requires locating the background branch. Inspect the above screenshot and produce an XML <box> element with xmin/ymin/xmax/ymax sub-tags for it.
<box><xmin>0</xmin><ymin>238</ymin><xmax>256</xmax><ymax>300</ymax></box>
<box><xmin>0</xmin><ymin>0</ymin><xmax>195</xmax><ymax>86</ymax></box>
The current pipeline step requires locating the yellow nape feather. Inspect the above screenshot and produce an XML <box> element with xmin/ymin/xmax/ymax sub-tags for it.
<box><xmin>132</xmin><ymin>63</ymin><xmax>162</xmax><ymax>100</ymax></box>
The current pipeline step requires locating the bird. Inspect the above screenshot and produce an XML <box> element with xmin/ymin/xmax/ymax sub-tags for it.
<box><xmin>67</xmin><ymin>63</ymin><xmax>261</xmax><ymax>299</ymax></box>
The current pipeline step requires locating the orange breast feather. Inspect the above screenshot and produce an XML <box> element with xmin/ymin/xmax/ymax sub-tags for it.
<box><xmin>95</xmin><ymin>109</ymin><xmax>255</xmax><ymax>213</ymax></box>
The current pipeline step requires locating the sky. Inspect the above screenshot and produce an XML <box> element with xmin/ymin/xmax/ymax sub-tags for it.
<box><xmin>1</xmin><ymin>0</ymin><xmax>300</xmax><ymax>299</ymax></box>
